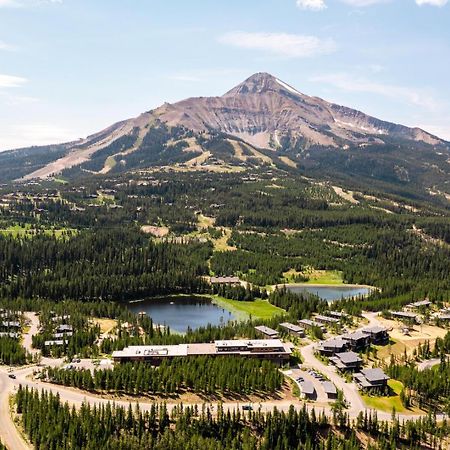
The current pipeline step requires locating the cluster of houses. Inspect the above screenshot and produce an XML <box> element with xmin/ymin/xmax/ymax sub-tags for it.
<box><xmin>317</xmin><ymin>325</ymin><xmax>390</xmax><ymax>391</ymax></box>
<box><xmin>389</xmin><ymin>300</ymin><xmax>450</xmax><ymax>326</ymax></box>
<box><xmin>44</xmin><ymin>314</ymin><xmax>74</xmax><ymax>347</ymax></box>
<box><xmin>0</xmin><ymin>309</ymin><xmax>21</xmax><ymax>339</ymax></box>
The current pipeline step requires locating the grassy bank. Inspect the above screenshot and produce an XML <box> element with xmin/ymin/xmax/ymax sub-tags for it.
<box><xmin>211</xmin><ymin>295</ymin><xmax>285</xmax><ymax>321</ymax></box>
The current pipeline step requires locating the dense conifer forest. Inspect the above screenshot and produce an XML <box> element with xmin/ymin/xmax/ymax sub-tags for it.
<box><xmin>15</xmin><ymin>387</ymin><xmax>450</xmax><ymax>450</ymax></box>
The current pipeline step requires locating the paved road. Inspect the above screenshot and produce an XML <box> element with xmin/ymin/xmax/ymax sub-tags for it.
<box><xmin>417</xmin><ymin>358</ymin><xmax>441</xmax><ymax>371</ymax></box>
<box><xmin>22</xmin><ymin>312</ymin><xmax>40</xmax><ymax>356</ymax></box>
<box><xmin>0</xmin><ymin>367</ymin><xmax>32</xmax><ymax>450</ymax></box>
<box><xmin>0</xmin><ymin>309</ymin><xmax>446</xmax><ymax>448</ymax></box>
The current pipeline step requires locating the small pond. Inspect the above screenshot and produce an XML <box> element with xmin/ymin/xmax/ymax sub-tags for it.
<box><xmin>127</xmin><ymin>295</ymin><xmax>235</xmax><ymax>333</ymax></box>
<box><xmin>285</xmin><ymin>285</ymin><xmax>372</xmax><ymax>302</ymax></box>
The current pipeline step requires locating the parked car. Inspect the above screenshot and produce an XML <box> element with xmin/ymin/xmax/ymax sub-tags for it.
<box><xmin>8</xmin><ymin>374</ymin><xmax>16</xmax><ymax>379</ymax></box>
<box><xmin>242</xmin><ymin>405</ymin><xmax>253</xmax><ymax>411</ymax></box>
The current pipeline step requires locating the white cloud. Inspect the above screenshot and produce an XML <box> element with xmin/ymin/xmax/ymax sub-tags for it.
<box><xmin>296</xmin><ymin>0</ymin><xmax>327</xmax><ymax>10</ymax></box>
<box><xmin>416</xmin><ymin>0</ymin><xmax>447</xmax><ymax>6</ymax></box>
<box><xmin>0</xmin><ymin>73</ymin><xmax>27</xmax><ymax>88</ymax></box>
<box><xmin>219</xmin><ymin>31</ymin><xmax>336</xmax><ymax>58</ymax></box>
<box><xmin>310</xmin><ymin>72</ymin><xmax>439</xmax><ymax>110</ymax></box>
<box><xmin>0</xmin><ymin>40</ymin><xmax>16</xmax><ymax>51</ymax></box>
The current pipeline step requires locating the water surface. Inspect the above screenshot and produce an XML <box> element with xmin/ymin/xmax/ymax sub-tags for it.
<box><xmin>127</xmin><ymin>295</ymin><xmax>235</xmax><ymax>333</ymax></box>
<box><xmin>286</xmin><ymin>285</ymin><xmax>371</xmax><ymax>302</ymax></box>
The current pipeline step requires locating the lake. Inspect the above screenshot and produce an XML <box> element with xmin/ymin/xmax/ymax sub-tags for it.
<box><xmin>127</xmin><ymin>295</ymin><xmax>235</xmax><ymax>333</ymax></box>
<box><xmin>285</xmin><ymin>285</ymin><xmax>372</xmax><ymax>302</ymax></box>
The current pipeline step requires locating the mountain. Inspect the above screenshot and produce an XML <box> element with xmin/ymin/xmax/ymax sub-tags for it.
<box><xmin>0</xmin><ymin>72</ymin><xmax>449</xmax><ymax>200</ymax></box>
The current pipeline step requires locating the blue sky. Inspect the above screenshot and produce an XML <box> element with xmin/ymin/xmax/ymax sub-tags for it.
<box><xmin>0</xmin><ymin>0</ymin><xmax>449</xmax><ymax>150</ymax></box>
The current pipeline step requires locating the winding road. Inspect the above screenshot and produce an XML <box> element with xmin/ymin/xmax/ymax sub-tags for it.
<box><xmin>0</xmin><ymin>311</ymin><xmax>447</xmax><ymax>449</ymax></box>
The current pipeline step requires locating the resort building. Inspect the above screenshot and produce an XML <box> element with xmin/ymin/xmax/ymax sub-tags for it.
<box><xmin>299</xmin><ymin>381</ymin><xmax>315</xmax><ymax>400</ymax></box>
<box><xmin>279</xmin><ymin>322</ymin><xmax>305</xmax><ymax>338</ymax></box>
<box><xmin>56</xmin><ymin>324</ymin><xmax>73</xmax><ymax>333</ymax></box>
<box><xmin>342</xmin><ymin>330</ymin><xmax>370</xmax><ymax>351</ymax></box>
<box><xmin>298</xmin><ymin>319</ymin><xmax>326</xmax><ymax>332</ymax></box>
<box><xmin>44</xmin><ymin>339</ymin><xmax>69</xmax><ymax>346</ymax></box>
<box><xmin>210</xmin><ymin>276</ymin><xmax>240</xmax><ymax>285</ymax></box>
<box><xmin>329</xmin><ymin>351</ymin><xmax>363</xmax><ymax>372</ymax></box>
<box><xmin>354</xmin><ymin>368</ymin><xmax>390</xmax><ymax>391</ymax></box>
<box><xmin>361</xmin><ymin>326</ymin><xmax>389</xmax><ymax>345</ymax></box>
<box><xmin>328</xmin><ymin>311</ymin><xmax>348</xmax><ymax>319</ymax></box>
<box><xmin>0</xmin><ymin>321</ymin><xmax>20</xmax><ymax>330</ymax></box>
<box><xmin>317</xmin><ymin>338</ymin><xmax>348</xmax><ymax>356</ymax></box>
<box><xmin>405</xmin><ymin>300</ymin><xmax>432</xmax><ymax>311</ymax></box>
<box><xmin>322</xmin><ymin>381</ymin><xmax>337</xmax><ymax>399</ymax></box>
<box><xmin>314</xmin><ymin>315</ymin><xmax>340</xmax><ymax>325</ymax></box>
<box><xmin>390</xmin><ymin>311</ymin><xmax>419</xmax><ymax>323</ymax></box>
<box><xmin>254</xmin><ymin>325</ymin><xmax>279</xmax><ymax>339</ymax></box>
<box><xmin>0</xmin><ymin>332</ymin><xmax>20</xmax><ymax>339</ymax></box>
<box><xmin>112</xmin><ymin>339</ymin><xmax>292</xmax><ymax>365</ymax></box>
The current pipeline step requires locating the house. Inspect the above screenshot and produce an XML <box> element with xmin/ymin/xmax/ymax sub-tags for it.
<box><xmin>328</xmin><ymin>311</ymin><xmax>348</xmax><ymax>319</ymax></box>
<box><xmin>342</xmin><ymin>330</ymin><xmax>370</xmax><ymax>351</ymax></box>
<box><xmin>298</xmin><ymin>319</ymin><xmax>326</xmax><ymax>332</ymax></box>
<box><xmin>44</xmin><ymin>339</ymin><xmax>69</xmax><ymax>346</ymax></box>
<box><xmin>1</xmin><ymin>321</ymin><xmax>20</xmax><ymax>330</ymax></box>
<box><xmin>0</xmin><ymin>332</ymin><xmax>20</xmax><ymax>339</ymax></box>
<box><xmin>53</xmin><ymin>332</ymin><xmax>73</xmax><ymax>339</ymax></box>
<box><xmin>56</xmin><ymin>324</ymin><xmax>73</xmax><ymax>333</ymax></box>
<box><xmin>299</xmin><ymin>381</ymin><xmax>315</xmax><ymax>400</ymax></box>
<box><xmin>279</xmin><ymin>322</ymin><xmax>305</xmax><ymax>338</ymax></box>
<box><xmin>329</xmin><ymin>351</ymin><xmax>363</xmax><ymax>371</ymax></box>
<box><xmin>322</xmin><ymin>381</ymin><xmax>337</xmax><ymax>399</ymax></box>
<box><xmin>390</xmin><ymin>311</ymin><xmax>418</xmax><ymax>323</ymax></box>
<box><xmin>314</xmin><ymin>315</ymin><xmax>340</xmax><ymax>325</ymax></box>
<box><xmin>354</xmin><ymin>368</ymin><xmax>390</xmax><ymax>391</ymax></box>
<box><xmin>362</xmin><ymin>326</ymin><xmax>389</xmax><ymax>345</ymax></box>
<box><xmin>317</xmin><ymin>338</ymin><xmax>348</xmax><ymax>356</ymax></box>
<box><xmin>210</xmin><ymin>276</ymin><xmax>240</xmax><ymax>285</ymax></box>
<box><xmin>254</xmin><ymin>325</ymin><xmax>279</xmax><ymax>339</ymax></box>
<box><xmin>405</xmin><ymin>300</ymin><xmax>432</xmax><ymax>311</ymax></box>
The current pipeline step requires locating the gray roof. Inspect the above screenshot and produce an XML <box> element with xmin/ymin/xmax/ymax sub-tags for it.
<box><xmin>362</xmin><ymin>326</ymin><xmax>388</xmax><ymax>335</ymax></box>
<box><xmin>300</xmin><ymin>381</ymin><xmax>315</xmax><ymax>395</ymax></box>
<box><xmin>315</xmin><ymin>315</ymin><xmax>340</xmax><ymax>324</ymax></box>
<box><xmin>279</xmin><ymin>322</ymin><xmax>303</xmax><ymax>333</ymax></box>
<box><xmin>342</xmin><ymin>330</ymin><xmax>368</xmax><ymax>341</ymax></box>
<box><xmin>254</xmin><ymin>325</ymin><xmax>278</xmax><ymax>337</ymax></box>
<box><xmin>408</xmin><ymin>300</ymin><xmax>431</xmax><ymax>308</ymax></box>
<box><xmin>320</xmin><ymin>338</ymin><xmax>347</xmax><ymax>349</ymax></box>
<box><xmin>322</xmin><ymin>381</ymin><xmax>337</xmax><ymax>395</ymax></box>
<box><xmin>360</xmin><ymin>368</ymin><xmax>390</xmax><ymax>382</ymax></box>
<box><xmin>390</xmin><ymin>311</ymin><xmax>417</xmax><ymax>319</ymax></box>
<box><xmin>337</xmin><ymin>351</ymin><xmax>362</xmax><ymax>364</ymax></box>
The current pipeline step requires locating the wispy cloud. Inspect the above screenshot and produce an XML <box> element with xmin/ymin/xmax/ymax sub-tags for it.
<box><xmin>416</xmin><ymin>0</ymin><xmax>447</xmax><ymax>6</ymax></box>
<box><xmin>0</xmin><ymin>73</ymin><xmax>27</xmax><ymax>88</ymax></box>
<box><xmin>310</xmin><ymin>72</ymin><xmax>440</xmax><ymax>110</ymax></box>
<box><xmin>0</xmin><ymin>40</ymin><xmax>16</xmax><ymax>51</ymax></box>
<box><xmin>219</xmin><ymin>31</ymin><xmax>336</xmax><ymax>58</ymax></box>
<box><xmin>296</xmin><ymin>0</ymin><xmax>327</xmax><ymax>10</ymax></box>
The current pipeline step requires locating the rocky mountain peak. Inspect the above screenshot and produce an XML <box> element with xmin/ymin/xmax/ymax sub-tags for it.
<box><xmin>223</xmin><ymin>72</ymin><xmax>304</xmax><ymax>98</ymax></box>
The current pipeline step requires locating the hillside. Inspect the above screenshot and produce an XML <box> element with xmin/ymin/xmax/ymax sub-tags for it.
<box><xmin>0</xmin><ymin>73</ymin><xmax>449</xmax><ymax>203</ymax></box>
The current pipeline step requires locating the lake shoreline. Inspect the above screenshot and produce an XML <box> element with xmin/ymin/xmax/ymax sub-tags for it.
<box><xmin>274</xmin><ymin>282</ymin><xmax>377</xmax><ymax>290</ymax></box>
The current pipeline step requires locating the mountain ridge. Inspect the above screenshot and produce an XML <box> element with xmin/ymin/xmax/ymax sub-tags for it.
<box><xmin>0</xmin><ymin>72</ymin><xmax>448</xmax><ymax>199</ymax></box>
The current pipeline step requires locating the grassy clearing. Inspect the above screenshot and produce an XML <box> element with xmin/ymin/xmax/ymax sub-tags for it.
<box><xmin>213</xmin><ymin>227</ymin><xmax>236</xmax><ymax>252</ymax></box>
<box><xmin>362</xmin><ymin>379</ymin><xmax>422</xmax><ymax>414</ymax></box>
<box><xmin>301</xmin><ymin>269</ymin><xmax>344</xmax><ymax>285</ymax></box>
<box><xmin>93</xmin><ymin>318</ymin><xmax>118</xmax><ymax>334</ymax></box>
<box><xmin>0</xmin><ymin>224</ymin><xmax>77</xmax><ymax>239</ymax></box>
<box><xmin>211</xmin><ymin>295</ymin><xmax>285</xmax><ymax>321</ymax></box>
